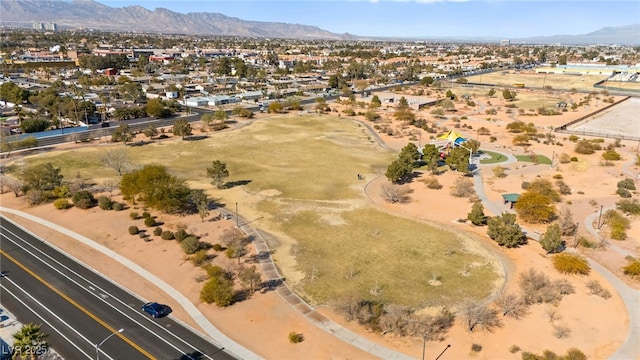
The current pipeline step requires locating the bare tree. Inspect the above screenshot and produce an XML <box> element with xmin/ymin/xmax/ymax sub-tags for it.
<box><xmin>494</xmin><ymin>293</ymin><xmax>529</xmax><ymax>319</ymax></box>
<box><xmin>558</xmin><ymin>207</ymin><xmax>578</xmax><ymax>236</ymax></box>
<box><xmin>462</xmin><ymin>301</ymin><xmax>502</xmax><ymax>332</ymax></box>
<box><xmin>449</xmin><ymin>177</ymin><xmax>476</xmax><ymax>200</ymax></box>
<box><xmin>5</xmin><ymin>177</ymin><xmax>24</xmax><ymax>197</ymax></box>
<box><xmin>101</xmin><ymin>179</ymin><xmax>120</xmax><ymax>199</ymax></box>
<box><xmin>101</xmin><ymin>148</ymin><xmax>133</xmax><ymax>176</ymax></box>
<box><xmin>220</xmin><ymin>228</ymin><xmax>246</xmax><ymax>247</ymax></box>
<box><xmin>380</xmin><ymin>183</ymin><xmax>410</xmax><ymax>203</ymax></box>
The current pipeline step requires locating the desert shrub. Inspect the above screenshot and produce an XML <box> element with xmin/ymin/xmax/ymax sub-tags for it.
<box><xmin>558</xmin><ymin>153</ymin><xmax>571</xmax><ymax>164</ymax></box>
<box><xmin>570</xmin><ymin>156</ymin><xmax>578</xmax><ymax>162</ymax></box>
<box><xmin>423</xmin><ymin>176</ymin><xmax>443</xmax><ymax>189</ymax></box>
<box><xmin>160</xmin><ymin>230</ymin><xmax>174</xmax><ymax>240</ymax></box>
<box><xmin>521</xmin><ymin>348</ymin><xmax>586</xmax><ymax>360</ymax></box>
<box><xmin>617</xmin><ymin>178</ymin><xmax>636</xmax><ymax>190</ymax></box>
<box><xmin>555</xmin><ymin>180</ymin><xmax>571</xmax><ymax>195</ymax></box>
<box><xmin>153</xmin><ymin>226</ymin><xmax>163</xmax><ymax>236</ymax></box>
<box><xmin>509</xmin><ymin>345</ymin><xmax>521</xmax><ymax>353</ymax></box>
<box><xmin>190</xmin><ymin>249</ymin><xmax>210</xmax><ymax>266</ymax></box>
<box><xmin>489</xmin><ymin>136</ymin><xmax>497</xmax><ymax>142</ymax></box>
<box><xmin>97</xmin><ymin>195</ymin><xmax>113</xmax><ymax>210</ymax></box>
<box><xmin>602</xmin><ymin>150</ymin><xmax>621</xmax><ymax>161</ymax></box>
<box><xmin>574</xmin><ymin>140</ymin><xmax>595</xmax><ymax>154</ymax></box>
<box><xmin>552</xmin><ymin>253</ymin><xmax>590</xmax><ymax>275</ymax></box>
<box><xmin>175</xmin><ymin>229</ymin><xmax>189</xmax><ymax>242</ymax></box>
<box><xmin>521</xmin><ymin>181</ymin><xmax>530</xmax><ymax>190</ymax></box>
<box><xmin>552</xmin><ymin>174</ymin><xmax>563</xmax><ymax>179</ymax></box>
<box><xmin>585</xmin><ymin>280</ymin><xmax>611</xmax><ymax>299</ymax></box>
<box><xmin>577</xmin><ymin>237</ymin><xmax>598</xmax><ymax>249</ymax></box>
<box><xmin>471</xmin><ymin>344</ymin><xmax>482</xmax><ymax>353</ymax></box>
<box><xmin>450</xmin><ymin>177</ymin><xmax>475</xmax><ymax>198</ymax></box>
<box><xmin>212</xmin><ymin>243</ymin><xmax>225</xmax><ymax>252</ymax></box>
<box><xmin>53</xmin><ymin>198</ymin><xmax>72</xmax><ymax>210</ymax></box>
<box><xmin>514</xmin><ymin>191</ymin><xmax>556</xmax><ymax>224</ymax></box>
<box><xmin>142</xmin><ymin>211</ymin><xmax>151</xmax><ymax>218</ymax></box>
<box><xmin>553</xmin><ymin>324</ymin><xmax>571</xmax><ymax>339</ymax></box>
<box><xmin>492</xmin><ymin>166</ymin><xmax>507</xmax><ymax>178</ymax></box>
<box><xmin>519</xmin><ymin>269</ymin><xmax>574</xmax><ymax>305</ymax></box>
<box><xmin>72</xmin><ymin>190</ymin><xmax>95</xmax><ymax>209</ymax></box>
<box><xmin>616</xmin><ymin>187</ymin><xmax>632</xmax><ymax>198</ymax></box>
<box><xmin>128</xmin><ymin>225</ymin><xmax>139</xmax><ymax>235</ymax></box>
<box><xmin>112</xmin><ymin>202</ymin><xmax>123</xmax><ymax>211</ymax></box>
<box><xmin>144</xmin><ymin>216</ymin><xmax>156</xmax><ymax>227</ymax></box>
<box><xmin>181</xmin><ymin>236</ymin><xmax>200</xmax><ymax>254</ymax></box>
<box><xmin>622</xmin><ymin>260</ymin><xmax>640</xmax><ymax>278</ymax></box>
<box><xmin>288</xmin><ymin>332</ymin><xmax>304</xmax><ymax>344</ymax></box>
<box><xmin>617</xmin><ymin>199</ymin><xmax>640</xmax><ymax>215</ymax></box>
<box><xmin>130</xmin><ymin>211</ymin><xmax>140</xmax><ymax>220</ymax></box>
<box><xmin>605</xmin><ymin>209</ymin><xmax>630</xmax><ymax>240</ymax></box>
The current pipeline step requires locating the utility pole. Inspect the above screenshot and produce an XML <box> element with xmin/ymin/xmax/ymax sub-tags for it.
<box><xmin>235</xmin><ymin>202</ymin><xmax>239</xmax><ymax>228</ymax></box>
<box><xmin>597</xmin><ymin>205</ymin><xmax>604</xmax><ymax>229</ymax></box>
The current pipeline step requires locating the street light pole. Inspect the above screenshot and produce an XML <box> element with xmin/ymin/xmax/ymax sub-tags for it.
<box><xmin>421</xmin><ymin>334</ymin><xmax>427</xmax><ymax>360</ymax></box>
<box><xmin>96</xmin><ymin>328</ymin><xmax>123</xmax><ymax>360</ymax></box>
<box><xmin>597</xmin><ymin>205</ymin><xmax>604</xmax><ymax>229</ymax></box>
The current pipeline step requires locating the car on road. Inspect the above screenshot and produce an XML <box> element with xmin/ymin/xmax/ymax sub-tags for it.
<box><xmin>141</xmin><ymin>302</ymin><xmax>172</xmax><ymax>318</ymax></box>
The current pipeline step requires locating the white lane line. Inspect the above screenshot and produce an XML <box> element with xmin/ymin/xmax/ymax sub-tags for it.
<box><xmin>1</xmin><ymin>228</ymin><xmax>209</xmax><ymax>360</ymax></box>
<box><xmin>0</xmin><ymin>280</ymin><xmax>106</xmax><ymax>360</ymax></box>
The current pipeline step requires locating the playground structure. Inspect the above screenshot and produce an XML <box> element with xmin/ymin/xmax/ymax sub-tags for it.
<box><xmin>430</xmin><ymin>130</ymin><xmax>472</xmax><ymax>161</ymax></box>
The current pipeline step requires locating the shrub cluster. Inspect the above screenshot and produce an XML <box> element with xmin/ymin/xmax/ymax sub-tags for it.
<box><xmin>552</xmin><ymin>253</ymin><xmax>590</xmax><ymax>275</ymax></box>
<box><xmin>288</xmin><ymin>332</ymin><xmax>304</xmax><ymax>344</ymax></box>
<box><xmin>53</xmin><ymin>198</ymin><xmax>72</xmax><ymax>210</ymax></box>
<box><xmin>617</xmin><ymin>199</ymin><xmax>640</xmax><ymax>215</ymax></box>
<box><xmin>519</xmin><ymin>269</ymin><xmax>574</xmax><ymax>305</ymax></box>
<box><xmin>604</xmin><ymin>209</ymin><xmax>630</xmax><ymax>240</ymax></box>
<box><xmin>585</xmin><ymin>280</ymin><xmax>611</xmax><ymax>299</ymax></box>
<box><xmin>623</xmin><ymin>260</ymin><xmax>640</xmax><ymax>278</ymax></box>
<box><xmin>72</xmin><ymin>190</ymin><xmax>95</xmax><ymax>209</ymax></box>
<box><xmin>521</xmin><ymin>348</ymin><xmax>586</xmax><ymax>360</ymax></box>
<box><xmin>98</xmin><ymin>195</ymin><xmax>113</xmax><ymax>210</ymax></box>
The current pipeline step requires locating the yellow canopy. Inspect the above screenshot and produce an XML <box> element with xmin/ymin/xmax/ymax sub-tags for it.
<box><xmin>437</xmin><ymin>130</ymin><xmax>465</xmax><ymax>143</ymax></box>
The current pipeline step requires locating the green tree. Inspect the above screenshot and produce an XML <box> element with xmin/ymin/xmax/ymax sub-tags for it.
<box><xmin>20</xmin><ymin>163</ymin><xmax>63</xmax><ymax>192</ymax></box>
<box><xmin>145</xmin><ymin>98</ymin><xmax>171</xmax><ymax>118</ymax></box>
<box><xmin>487</xmin><ymin>213</ymin><xmax>526</xmax><ymax>247</ymax></box>
<box><xmin>267</xmin><ymin>102</ymin><xmax>284</xmax><ymax>113</ymax></box>
<box><xmin>197</xmin><ymin>200</ymin><xmax>210</xmax><ymax>222</ymax></box>
<box><xmin>467</xmin><ymin>201</ymin><xmax>486</xmax><ymax>226</ymax></box>
<box><xmin>111</xmin><ymin>123</ymin><xmax>133</xmax><ymax>144</ymax></box>
<box><xmin>213</xmin><ymin>108</ymin><xmax>228</xmax><ymax>123</ymax></box>
<box><xmin>370</xmin><ymin>94</ymin><xmax>381</xmax><ymax>108</ymax></box>
<box><xmin>445</xmin><ymin>146</ymin><xmax>470</xmax><ymax>174</ymax></box>
<box><xmin>385</xmin><ymin>159</ymin><xmax>411</xmax><ymax>183</ymax></box>
<box><xmin>514</xmin><ymin>191</ymin><xmax>556</xmax><ymax>224</ymax></box>
<box><xmin>539</xmin><ymin>223</ymin><xmax>563</xmax><ymax>254</ymax></box>
<box><xmin>422</xmin><ymin>144</ymin><xmax>440</xmax><ymax>173</ymax></box>
<box><xmin>172</xmin><ymin>119</ymin><xmax>192</xmax><ymax>139</ymax></box>
<box><xmin>421</xmin><ymin>76</ymin><xmax>434</xmax><ymax>87</ymax></box>
<box><xmin>120</xmin><ymin>165</ymin><xmax>191</xmax><ymax>213</ymax></box>
<box><xmin>399</xmin><ymin>142</ymin><xmax>420</xmax><ymax>167</ymax></box>
<box><xmin>143</xmin><ymin>125</ymin><xmax>158</xmax><ymax>140</ymax></box>
<box><xmin>20</xmin><ymin>118</ymin><xmax>50</xmax><ymax>133</ymax></box>
<box><xmin>502</xmin><ymin>89</ymin><xmax>516</xmax><ymax>101</ymax></box>
<box><xmin>200</xmin><ymin>276</ymin><xmax>235</xmax><ymax>307</ymax></box>
<box><xmin>206</xmin><ymin>160</ymin><xmax>230</xmax><ymax>189</ymax></box>
<box><xmin>12</xmin><ymin>323</ymin><xmax>48</xmax><ymax>360</ymax></box>
<box><xmin>528</xmin><ymin>179</ymin><xmax>561</xmax><ymax>202</ymax></box>
<box><xmin>239</xmin><ymin>265</ymin><xmax>263</xmax><ymax>294</ymax></box>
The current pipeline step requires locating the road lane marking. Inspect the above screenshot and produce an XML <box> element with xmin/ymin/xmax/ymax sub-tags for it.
<box><xmin>1</xmin><ymin>225</ymin><xmax>217</xmax><ymax>360</ymax></box>
<box><xmin>1</xmin><ymin>282</ymin><xmax>99</xmax><ymax>360</ymax></box>
<box><xmin>0</xmin><ymin>250</ymin><xmax>156</xmax><ymax>360</ymax></box>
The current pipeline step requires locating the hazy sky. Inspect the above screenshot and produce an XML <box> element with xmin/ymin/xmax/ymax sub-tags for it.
<box><xmin>98</xmin><ymin>0</ymin><xmax>640</xmax><ymax>38</ymax></box>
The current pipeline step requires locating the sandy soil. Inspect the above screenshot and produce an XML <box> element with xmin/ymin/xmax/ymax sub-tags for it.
<box><xmin>1</xmin><ymin>86</ymin><xmax>638</xmax><ymax>359</ymax></box>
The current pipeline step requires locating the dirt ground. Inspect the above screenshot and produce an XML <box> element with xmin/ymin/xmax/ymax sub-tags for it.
<box><xmin>1</xmin><ymin>85</ymin><xmax>638</xmax><ymax>359</ymax></box>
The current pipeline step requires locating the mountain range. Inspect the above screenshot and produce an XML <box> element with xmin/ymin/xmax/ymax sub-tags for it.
<box><xmin>1</xmin><ymin>0</ymin><xmax>638</xmax><ymax>45</ymax></box>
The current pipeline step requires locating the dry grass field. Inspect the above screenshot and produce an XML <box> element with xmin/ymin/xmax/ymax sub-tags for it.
<box><xmin>5</xmin><ymin>114</ymin><xmax>504</xmax><ymax>308</ymax></box>
<box><xmin>466</xmin><ymin>70</ymin><xmax>609</xmax><ymax>91</ymax></box>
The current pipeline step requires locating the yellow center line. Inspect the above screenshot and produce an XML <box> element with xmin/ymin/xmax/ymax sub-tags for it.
<box><xmin>0</xmin><ymin>249</ymin><xmax>156</xmax><ymax>359</ymax></box>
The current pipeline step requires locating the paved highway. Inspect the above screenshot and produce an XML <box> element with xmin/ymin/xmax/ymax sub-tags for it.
<box><xmin>0</xmin><ymin>216</ymin><xmax>236</xmax><ymax>360</ymax></box>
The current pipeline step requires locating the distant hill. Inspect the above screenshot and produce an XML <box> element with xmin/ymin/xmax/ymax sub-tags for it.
<box><xmin>1</xmin><ymin>0</ymin><xmax>638</xmax><ymax>44</ymax></box>
<box><xmin>0</xmin><ymin>0</ymin><xmax>347</xmax><ymax>40</ymax></box>
<box><xmin>513</xmin><ymin>24</ymin><xmax>640</xmax><ymax>45</ymax></box>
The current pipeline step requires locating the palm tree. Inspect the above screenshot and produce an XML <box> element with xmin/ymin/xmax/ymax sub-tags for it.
<box><xmin>12</xmin><ymin>323</ymin><xmax>48</xmax><ymax>360</ymax></box>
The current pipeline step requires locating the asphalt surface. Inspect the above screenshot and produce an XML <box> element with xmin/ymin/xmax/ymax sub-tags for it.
<box><xmin>0</xmin><ymin>216</ymin><xmax>236</xmax><ymax>360</ymax></box>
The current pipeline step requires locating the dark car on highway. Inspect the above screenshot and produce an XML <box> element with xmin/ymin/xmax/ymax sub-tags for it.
<box><xmin>142</xmin><ymin>302</ymin><xmax>172</xmax><ymax>318</ymax></box>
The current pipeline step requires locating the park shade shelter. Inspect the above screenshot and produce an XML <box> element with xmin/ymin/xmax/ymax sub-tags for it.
<box><xmin>431</xmin><ymin>130</ymin><xmax>468</xmax><ymax>157</ymax></box>
<box><xmin>502</xmin><ymin>193</ymin><xmax>520</xmax><ymax>209</ymax></box>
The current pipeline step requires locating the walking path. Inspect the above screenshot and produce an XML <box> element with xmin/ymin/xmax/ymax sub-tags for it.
<box><xmin>472</xmin><ymin>151</ymin><xmax>640</xmax><ymax>360</ymax></box>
